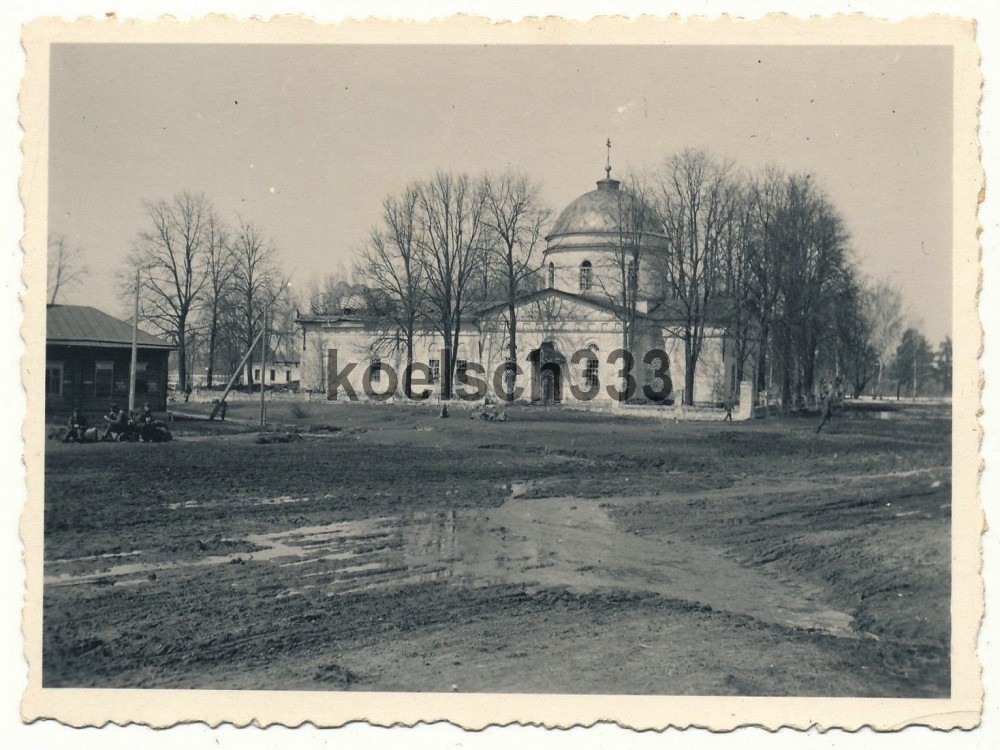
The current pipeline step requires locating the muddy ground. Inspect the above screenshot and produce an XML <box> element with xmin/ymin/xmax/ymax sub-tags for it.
<box><xmin>42</xmin><ymin>402</ymin><xmax>951</xmax><ymax>696</ymax></box>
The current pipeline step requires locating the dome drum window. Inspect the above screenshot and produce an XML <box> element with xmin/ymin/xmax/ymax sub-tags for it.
<box><xmin>579</xmin><ymin>260</ymin><xmax>593</xmax><ymax>292</ymax></box>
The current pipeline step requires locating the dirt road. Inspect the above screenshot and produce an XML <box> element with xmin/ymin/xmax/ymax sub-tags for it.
<box><xmin>42</xmin><ymin>403</ymin><xmax>951</xmax><ymax>695</ymax></box>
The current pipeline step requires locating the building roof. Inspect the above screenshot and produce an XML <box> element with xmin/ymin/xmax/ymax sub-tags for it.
<box><xmin>296</xmin><ymin>309</ymin><xmax>374</xmax><ymax>326</ymax></box>
<box><xmin>648</xmin><ymin>295</ymin><xmax>737</xmax><ymax>327</ymax></box>
<box><xmin>546</xmin><ymin>173</ymin><xmax>665</xmax><ymax>240</ymax></box>
<box><xmin>477</xmin><ymin>287</ymin><xmax>653</xmax><ymax>320</ymax></box>
<box><xmin>46</xmin><ymin>304</ymin><xmax>175</xmax><ymax>350</ymax></box>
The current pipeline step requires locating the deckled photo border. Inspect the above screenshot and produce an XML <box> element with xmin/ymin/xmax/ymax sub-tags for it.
<box><xmin>18</xmin><ymin>13</ymin><xmax>984</xmax><ymax>730</ymax></box>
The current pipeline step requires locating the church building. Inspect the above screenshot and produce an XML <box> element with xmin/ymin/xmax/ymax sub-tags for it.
<box><xmin>296</xmin><ymin>166</ymin><xmax>743</xmax><ymax>408</ymax></box>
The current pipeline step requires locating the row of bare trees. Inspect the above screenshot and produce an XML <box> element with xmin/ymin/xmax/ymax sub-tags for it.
<box><xmin>122</xmin><ymin>191</ymin><xmax>291</xmax><ymax>391</ymax></box>
<box><xmin>350</xmin><ymin>152</ymin><xmax>927</xmax><ymax>406</ymax></box>
<box><xmin>354</xmin><ymin>171</ymin><xmax>549</xmax><ymax>400</ymax></box>
<box><xmin>118</xmin><ymin>157</ymin><xmax>934</xmax><ymax>406</ymax></box>
<box><xmin>609</xmin><ymin>151</ymin><xmax>913</xmax><ymax>405</ymax></box>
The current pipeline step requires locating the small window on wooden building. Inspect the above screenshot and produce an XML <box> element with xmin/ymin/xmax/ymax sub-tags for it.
<box><xmin>95</xmin><ymin>361</ymin><xmax>114</xmax><ymax>399</ymax></box>
<box><xmin>134</xmin><ymin>362</ymin><xmax>148</xmax><ymax>394</ymax></box>
<box><xmin>45</xmin><ymin>362</ymin><xmax>63</xmax><ymax>396</ymax></box>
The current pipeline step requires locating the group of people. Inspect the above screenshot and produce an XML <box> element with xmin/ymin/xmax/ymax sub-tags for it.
<box><xmin>62</xmin><ymin>403</ymin><xmax>166</xmax><ymax>443</ymax></box>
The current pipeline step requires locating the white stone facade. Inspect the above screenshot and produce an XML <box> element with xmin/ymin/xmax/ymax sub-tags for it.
<box><xmin>296</xmin><ymin>171</ymin><xmax>749</xmax><ymax>407</ymax></box>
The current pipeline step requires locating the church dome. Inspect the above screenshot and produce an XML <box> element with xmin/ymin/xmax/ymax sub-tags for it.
<box><xmin>543</xmin><ymin>166</ymin><xmax>670</xmax><ymax>302</ymax></box>
<box><xmin>545</xmin><ymin>173</ymin><xmax>667</xmax><ymax>251</ymax></box>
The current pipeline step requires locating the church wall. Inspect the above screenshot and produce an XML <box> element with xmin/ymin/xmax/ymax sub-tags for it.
<box><xmin>298</xmin><ymin>323</ymin><xmax>374</xmax><ymax>395</ymax></box>
<box><xmin>299</xmin><ymin>320</ymin><xmax>496</xmax><ymax>401</ymax></box>
<box><xmin>660</xmin><ymin>328</ymin><xmax>733</xmax><ymax>405</ymax></box>
<box><xmin>476</xmin><ymin>309</ymin><xmax>676</xmax><ymax>404</ymax></box>
<box><xmin>298</xmin><ymin>313</ymin><xmax>741</xmax><ymax>407</ymax></box>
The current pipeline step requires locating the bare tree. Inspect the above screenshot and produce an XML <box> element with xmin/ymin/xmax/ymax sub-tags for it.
<box><xmin>414</xmin><ymin>172</ymin><xmax>489</xmax><ymax>400</ymax></box>
<box><xmin>264</xmin><ymin>276</ymin><xmax>297</xmax><ymax>367</ymax></box>
<box><xmin>655</xmin><ymin>149</ymin><xmax>740</xmax><ymax>406</ymax></box>
<box><xmin>229</xmin><ymin>218</ymin><xmax>280</xmax><ymax>392</ymax></box>
<box><xmin>743</xmin><ymin>168</ymin><xmax>788</xmax><ymax>395</ymax></box>
<box><xmin>867</xmin><ymin>279</ymin><xmax>905</xmax><ymax>399</ymax></box>
<box><xmin>935</xmin><ymin>335</ymin><xmax>953</xmax><ymax>396</ymax></box>
<box><xmin>717</xmin><ymin>177</ymin><xmax>758</xmax><ymax>388</ymax></box>
<box><xmin>126</xmin><ymin>191</ymin><xmax>213</xmax><ymax>390</ymax></box>
<box><xmin>47</xmin><ymin>234</ymin><xmax>88</xmax><ymax>305</ymax></box>
<box><xmin>355</xmin><ymin>186</ymin><xmax>426</xmax><ymax>397</ymax></box>
<box><xmin>835</xmin><ymin>272</ymin><xmax>878</xmax><ymax>398</ymax></box>
<box><xmin>775</xmin><ymin>177</ymin><xmax>850</xmax><ymax>404</ymax></box>
<box><xmin>482</xmin><ymin>171</ymin><xmax>550</xmax><ymax>400</ymax></box>
<box><xmin>200</xmin><ymin>214</ymin><xmax>235</xmax><ymax>388</ymax></box>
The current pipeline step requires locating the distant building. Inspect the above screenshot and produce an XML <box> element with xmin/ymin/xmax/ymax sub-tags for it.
<box><xmin>297</xmin><ymin>169</ymin><xmax>745</xmax><ymax>406</ymax></box>
<box><xmin>45</xmin><ymin>304</ymin><xmax>174</xmax><ymax>412</ymax></box>
<box><xmin>249</xmin><ymin>358</ymin><xmax>301</xmax><ymax>390</ymax></box>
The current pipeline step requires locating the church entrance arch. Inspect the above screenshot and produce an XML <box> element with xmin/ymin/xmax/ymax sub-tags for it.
<box><xmin>527</xmin><ymin>341</ymin><xmax>565</xmax><ymax>404</ymax></box>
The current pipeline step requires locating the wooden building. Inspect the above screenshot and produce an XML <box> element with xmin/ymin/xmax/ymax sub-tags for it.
<box><xmin>45</xmin><ymin>304</ymin><xmax>174</xmax><ymax>413</ymax></box>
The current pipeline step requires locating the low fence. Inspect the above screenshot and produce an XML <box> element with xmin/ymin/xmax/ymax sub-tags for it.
<box><xmin>175</xmin><ymin>384</ymin><xmax>760</xmax><ymax>423</ymax></box>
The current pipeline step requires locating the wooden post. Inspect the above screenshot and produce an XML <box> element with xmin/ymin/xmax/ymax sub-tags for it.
<box><xmin>128</xmin><ymin>268</ymin><xmax>140</xmax><ymax>413</ymax></box>
<box><xmin>259</xmin><ymin>304</ymin><xmax>268</xmax><ymax>426</ymax></box>
<box><xmin>208</xmin><ymin>328</ymin><xmax>264</xmax><ymax>420</ymax></box>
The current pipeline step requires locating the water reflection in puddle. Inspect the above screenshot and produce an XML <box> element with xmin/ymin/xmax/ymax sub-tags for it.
<box><xmin>45</xmin><ymin>496</ymin><xmax>854</xmax><ymax>636</ymax></box>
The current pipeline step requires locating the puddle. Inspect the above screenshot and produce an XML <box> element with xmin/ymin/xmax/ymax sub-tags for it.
<box><xmin>166</xmin><ymin>495</ymin><xmax>325</xmax><ymax>510</ymax></box>
<box><xmin>49</xmin><ymin>550</ymin><xmax>143</xmax><ymax>565</ymax></box>
<box><xmin>45</xmin><ymin>494</ymin><xmax>855</xmax><ymax>636</ymax></box>
<box><xmin>255</xmin><ymin>495</ymin><xmax>314</xmax><ymax>506</ymax></box>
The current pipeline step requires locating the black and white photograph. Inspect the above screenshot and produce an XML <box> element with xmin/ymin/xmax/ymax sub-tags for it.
<box><xmin>16</xmin><ymin>13</ymin><xmax>984</xmax><ymax>733</ymax></box>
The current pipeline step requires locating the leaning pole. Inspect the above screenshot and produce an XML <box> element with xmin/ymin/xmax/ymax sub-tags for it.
<box><xmin>208</xmin><ymin>327</ymin><xmax>265</xmax><ymax>421</ymax></box>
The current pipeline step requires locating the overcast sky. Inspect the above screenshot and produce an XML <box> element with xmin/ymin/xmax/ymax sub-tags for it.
<box><xmin>48</xmin><ymin>43</ymin><xmax>953</xmax><ymax>342</ymax></box>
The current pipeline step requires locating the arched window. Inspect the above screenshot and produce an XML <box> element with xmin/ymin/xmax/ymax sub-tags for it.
<box><xmin>547</xmin><ymin>262</ymin><xmax>555</xmax><ymax>289</ymax></box>
<box><xmin>584</xmin><ymin>344</ymin><xmax>600</xmax><ymax>389</ymax></box>
<box><xmin>579</xmin><ymin>260</ymin><xmax>593</xmax><ymax>292</ymax></box>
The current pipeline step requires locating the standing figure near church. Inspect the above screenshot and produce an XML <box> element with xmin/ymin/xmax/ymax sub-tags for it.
<box><xmin>723</xmin><ymin>394</ymin><xmax>735</xmax><ymax>422</ymax></box>
<box><xmin>816</xmin><ymin>391</ymin><xmax>836</xmax><ymax>434</ymax></box>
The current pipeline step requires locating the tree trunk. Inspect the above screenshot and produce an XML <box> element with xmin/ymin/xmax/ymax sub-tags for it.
<box><xmin>506</xmin><ymin>303</ymin><xmax>517</xmax><ymax>403</ymax></box>
<box><xmin>176</xmin><ymin>321</ymin><xmax>188</xmax><ymax>392</ymax></box>
<box><xmin>756</xmin><ymin>328</ymin><xmax>769</xmax><ymax>393</ymax></box>
<box><xmin>780</xmin><ymin>325</ymin><xmax>793</xmax><ymax>408</ymax></box>
<box><xmin>802</xmin><ymin>344</ymin><xmax>816</xmax><ymax>396</ymax></box>
<box><xmin>684</xmin><ymin>332</ymin><xmax>696</xmax><ymax>406</ymax></box>
<box><xmin>439</xmin><ymin>315</ymin><xmax>454</xmax><ymax>401</ymax></box>
<box><xmin>246</xmin><ymin>357</ymin><xmax>254</xmax><ymax>393</ymax></box>
<box><xmin>206</xmin><ymin>313</ymin><xmax>218</xmax><ymax>388</ymax></box>
<box><xmin>404</xmin><ymin>328</ymin><xmax>414</xmax><ymax>399</ymax></box>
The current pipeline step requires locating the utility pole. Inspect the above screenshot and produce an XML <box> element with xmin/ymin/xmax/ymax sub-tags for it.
<box><xmin>128</xmin><ymin>267</ymin><xmax>140</xmax><ymax>414</ymax></box>
<box><xmin>259</xmin><ymin>303</ymin><xmax>268</xmax><ymax>427</ymax></box>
